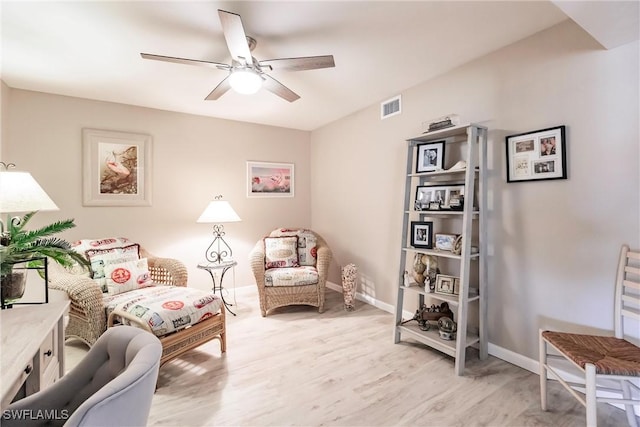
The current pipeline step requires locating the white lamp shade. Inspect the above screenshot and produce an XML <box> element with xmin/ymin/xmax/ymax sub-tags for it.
<box><xmin>0</xmin><ymin>171</ymin><xmax>59</xmax><ymax>213</ymax></box>
<box><xmin>197</xmin><ymin>200</ymin><xmax>241</xmax><ymax>223</ymax></box>
<box><xmin>228</xmin><ymin>69</ymin><xmax>262</xmax><ymax>95</ymax></box>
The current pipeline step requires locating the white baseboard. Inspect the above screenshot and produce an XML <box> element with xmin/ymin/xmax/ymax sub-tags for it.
<box><xmin>326</xmin><ymin>281</ymin><xmax>397</xmax><ymax>313</ymax></box>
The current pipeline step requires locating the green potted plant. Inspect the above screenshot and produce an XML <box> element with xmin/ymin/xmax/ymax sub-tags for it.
<box><xmin>0</xmin><ymin>211</ymin><xmax>89</xmax><ymax>305</ymax></box>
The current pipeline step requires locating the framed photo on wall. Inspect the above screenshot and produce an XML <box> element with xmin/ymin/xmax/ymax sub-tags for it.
<box><xmin>415</xmin><ymin>141</ymin><xmax>445</xmax><ymax>173</ymax></box>
<box><xmin>247</xmin><ymin>161</ymin><xmax>294</xmax><ymax>197</ymax></box>
<box><xmin>505</xmin><ymin>125</ymin><xmax>567</xmax><ymax>183</ymax></box>
<box><xmin>410</xmin><ymin>221</ymin><xmax>433</xmax><ymax>249</ymax></box>
<box><xmin>82</xmin><ymin>128</ymin><xmax>152</xmax><ymax>206</ymax></box>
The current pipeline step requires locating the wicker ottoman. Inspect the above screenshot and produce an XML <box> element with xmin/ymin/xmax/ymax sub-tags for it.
<box><xmin>106</xmin><ymin>286</ymin><xmax>226</xmax><ymax>366</ymax></box>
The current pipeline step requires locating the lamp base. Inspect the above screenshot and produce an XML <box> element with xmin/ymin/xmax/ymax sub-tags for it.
<box><xmin>205</xmin><ymin>224</ymin><xmax>234</xmax><ymax>264</ymax></box>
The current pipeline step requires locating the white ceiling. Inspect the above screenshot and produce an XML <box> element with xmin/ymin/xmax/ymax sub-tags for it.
<box><xmin>0</xmin><ymin>1</ymin><xmax>632</xmax><ymax>131</ymax></box>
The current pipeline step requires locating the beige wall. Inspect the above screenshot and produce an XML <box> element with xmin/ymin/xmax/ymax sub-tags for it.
<box><xmin>310</xmin><ymin>20</ymin><xmax>640</xmax><ymax>361</ymax></box>
<box><xmin>3</xmin><ymin>90</ymin><xmax>311</xmax><ymax>290</ymax></box>
<box><xmin>3</xmin><ymin>19</ymin><xmax>639</xmax><ymax>365</ymax></box>
<box><xmin>0</xmin><ymin>81</ymin><xmax>10</xmax><ymax>160</ymax></box>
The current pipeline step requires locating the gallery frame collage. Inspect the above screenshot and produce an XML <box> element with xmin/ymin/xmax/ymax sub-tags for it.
<box><xmin>505</xmin><ymin>125</ymin><xmax>567</xmax><ymax>183</ymax></box>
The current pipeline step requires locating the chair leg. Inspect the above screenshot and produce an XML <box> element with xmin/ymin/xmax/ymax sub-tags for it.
<box><xmin>621</xmin><ymin>379</ymin><xmax>639</xmax><ymax>427</ymax></box>
<box><xmin>586</xmin><ymin>363</ymin><xmax>598</xmax><ymax>427</ymax></box>
<box><xmin>539</xmin><ymin>330</ymin><xmax>548</xmax><ymax>411</ymax></box>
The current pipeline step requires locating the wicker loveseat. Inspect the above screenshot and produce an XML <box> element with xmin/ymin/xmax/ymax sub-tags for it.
<box><xmin>249</xmin><ymin>228</ymin><xmax>332</xmax><ymax>316</ymax></box>
<box><xmin>49</xmin><ymin>239</ymin><xmax>225</xmax><ymax>366</ymax></box>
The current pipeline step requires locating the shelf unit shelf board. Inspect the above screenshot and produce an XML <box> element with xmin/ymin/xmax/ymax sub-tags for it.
<box><xmin>400</xmin><ymin>285</ymin><xmax>479</xmax><ymax>304</ymax></box>
<box><xmin>397</xmin><ymin>323</ymin><xmax>480</xmax><ymax>356</ymax></box>
<box><xmin>402</xmin><ymin>247</ymin><xmax>480</xmax><ymax>260</ymax></box>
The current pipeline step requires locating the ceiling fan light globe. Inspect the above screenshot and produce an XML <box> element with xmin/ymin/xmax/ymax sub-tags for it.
<box><xmin>229</xmin><ymin>69</ymin><xmax>262</xmax><ymax>95</ymax></box>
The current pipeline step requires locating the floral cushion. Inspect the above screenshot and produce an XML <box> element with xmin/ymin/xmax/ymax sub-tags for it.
<box><xmin>103</xmin><ymin>257</ymin><xmax>153</xmax><ymax>296</ymax></box>
<box><xmin>264</xmin><ymin>236</ymin><xmax>299</xmax><ymax>269</ymax></box>
<box><xmin>264</xmin><ymin>266</ymin><xmax>319</xmax><ymax>287</ymax></box>
<box><xmin>104</xmin><ymin>286</ymin><xmax>223</xmax><ymax>337</ymax></box>
<box><xmin>269</xmin><ymin>228</ymin><xmax>317</xmax><ymax>267</ymax></box>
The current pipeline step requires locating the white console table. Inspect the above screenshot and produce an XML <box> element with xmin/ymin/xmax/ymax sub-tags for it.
<box><xmin>1</xmin><ymin>300</ymin><xmax>69</xmax><ymax>409</ymax></box>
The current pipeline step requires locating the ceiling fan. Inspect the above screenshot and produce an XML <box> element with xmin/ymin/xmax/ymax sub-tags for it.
<box><xmin>141</xmin><ymin>9</ymin><xmax>335</xmax><ymax>102</ymax></box>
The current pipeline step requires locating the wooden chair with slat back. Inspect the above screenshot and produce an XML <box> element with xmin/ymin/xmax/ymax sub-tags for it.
<box><xmin>539</xmin><ymin>244</ymin><xmax>640</xmax><ymax>427</ymax></box>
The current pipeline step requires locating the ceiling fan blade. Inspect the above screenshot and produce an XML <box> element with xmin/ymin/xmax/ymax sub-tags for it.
<box><xmin>205</xmin><ymin>76</ymin><xmax>232</xmax><ymax>100</ymax></box>
<box><xmin>262</xmin><ymin>75</ymin><xmax>300</xmax><ymax>103</ymax></box>
<box><xmin>218</xmin><ymin>9</ymin><xmax>253</xmax><ymax>64</ymax></box>
<box><xmin>141</xmin><ymin>53</ymin><xmax>230</xmax><ymax>70</ymax></box>
<box><xmin>259</xmin><ymin>55</ymin><xmax>335</xmax><ymax>72</ymax></box>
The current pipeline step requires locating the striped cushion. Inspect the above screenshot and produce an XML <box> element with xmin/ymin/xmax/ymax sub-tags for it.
<box><xmin>542</xmin><ymin>331</ymin><xmax>640</xmax><ymax>376</ymax></box>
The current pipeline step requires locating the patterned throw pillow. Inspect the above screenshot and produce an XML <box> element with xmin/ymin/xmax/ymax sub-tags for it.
<box><xmin>85</xmin><ymin>244</ymin><xmax>141</xmax><ymax>292</ymax></box>
<box><xmin>296</xmin><ymin>230</ymin><xmax>318</xmax><ymax>267</ymax></box>
<box><xmin>72</xmin><ymin>237</ymin><xmax>134</xmax><ymax>255</ymax></box>
<box><xmin>269</xmin><ymin>228</ymin><xmax>318</xmax><ymax>267</ymax></box>
<box><xmin>103</xmin><ymin>257</ymin><xmax>153</xmax><ymax>295</ymax></box>
<box><xmin>264</xmin><ymin>236</ymin><xmax>299</xmax><ymax>269</ymax></box>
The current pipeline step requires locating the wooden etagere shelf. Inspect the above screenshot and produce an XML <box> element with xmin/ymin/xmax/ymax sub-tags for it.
<box><xmin>394</xmin><ymin>123</ymin><xmax>488</xmax><ymax>376</ymax></box>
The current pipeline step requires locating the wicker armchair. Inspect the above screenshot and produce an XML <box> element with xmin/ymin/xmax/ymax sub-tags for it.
<box><xmin>49</xmin><ymin>247</ymin><xmax>188</xmax><ymax>346</ymax></box>
<box><xmin>249</xmin><ymin>228</ymin><xmax>332</xmax><ymax>317</ymax></box>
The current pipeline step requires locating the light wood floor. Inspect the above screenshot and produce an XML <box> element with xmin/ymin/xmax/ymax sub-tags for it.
<box><xmin>66</xmin><ymin>287</ymin><xmax>632</xmax><ymax>426</ymax></box>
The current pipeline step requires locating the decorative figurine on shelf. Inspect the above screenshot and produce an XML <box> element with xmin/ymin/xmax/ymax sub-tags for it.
<box><xmin>411</xmin><ymin>253</ymin><xmax>440</xmax><ymax>292</ymax></box>
<box><xmin>411</xmin><ymin>253</ymin><xmax>427</xmax><ymax>285</ymax></box>
<box><xmin>421</xmin><ymin>302</ymin><xmax>454</xmax><ymax>323</ymax></box>
<box><xmin>400</xmin><ymin>305</ymin><xmax>430</xmax><ymax>331</ymax></box>
<box><xmin>453</xmin><ymin>235</ymin><xmax>463</xmax><ymax>255</ymax></box>
<box><xmin>438</xmin><ymin>316</ymin><xmax>458</xmax><ymax>340</ymax></box>
<box><xmin>403</xmin><ymin>270</ymin><xmax>410</xmax><ymax>287</ymax></box>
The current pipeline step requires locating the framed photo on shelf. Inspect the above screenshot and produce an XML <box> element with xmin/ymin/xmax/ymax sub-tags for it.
<box><xmin>435</xmin><ymin>233</ymin><xmax>458</xmax><ymax>252</ymax></box>
<box><xmin>415</xmin><ymin>186</ymin><xmax>435</xmax><ymax>210</ymax></box>
<box><xmin>505</xmin><ymin>125</ymin><xmax>567</xmax><ymax>183</ymax></box>
<box><xmin>415</xmin><ymin>141</ymin><xmax>445</xmax><ymax>173</ymax></box>
<box><xmin>435</xmin><ymin>274</ymin><xmax>459</xmax><ymax>295</ymax></box>
<box><xmin>415</xmin><ymin>184</ymin><xmax>464</xmax><ymax>210</ymax></box>
<box><xmin>410</xmin><ymin>221</ymin><xmax>433</xmax><ymax>249</ymax></box>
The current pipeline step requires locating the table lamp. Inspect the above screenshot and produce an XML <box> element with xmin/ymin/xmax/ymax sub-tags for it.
<box><xmin>0</xmin><ymin>162</ymin><xmax>59</xmax><ymax>239</ymax></box>
<box><xmin>0</xmin><ymin>162</ymin><xmax>59</xmax><ymax>308</ymax></box>
<box><xmin>197</xmin><ymin>195</ymin><xmax>241</xmax><ymax>264</ymax></box>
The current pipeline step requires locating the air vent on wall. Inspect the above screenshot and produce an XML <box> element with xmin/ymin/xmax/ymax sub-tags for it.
<box><xmin>381</xmin><ymin>95</ymin><xmax>401</xmax><ymax>119</ymax></box>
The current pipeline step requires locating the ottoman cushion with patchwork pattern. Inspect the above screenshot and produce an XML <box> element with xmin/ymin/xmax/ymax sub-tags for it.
<box><xmin>105</xmin><ymin>286</ymin><xmax>223</xmax><ymax>338</ymax></box>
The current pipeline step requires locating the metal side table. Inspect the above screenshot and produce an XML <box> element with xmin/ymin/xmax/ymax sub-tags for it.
<box><xmin>197</xmin><ymin>260</ymin><xmax>238</xmax><ymax>316</ymax></box>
